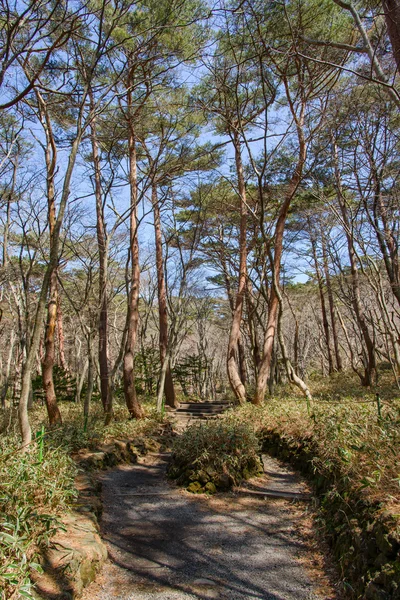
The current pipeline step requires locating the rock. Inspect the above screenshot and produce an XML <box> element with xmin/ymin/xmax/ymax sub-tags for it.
<box><xmin>187</xmin><ymin>481</ymin><xmax>203</xmax><ymax>493</ymax></box>
<box><xmin>193</xmin><ymin>578</ymin><xmax>218</xmax><ymax>587</ymax></box>
<box><xmin>205</xmin><ymin>482</ymin><xmax>217</xmax><ymax>494</ymax></box>
<box><xmin>32</xmin><ymin>513</ymin><xmax>107</xmax><ymax>599</ymax></box>
<box><xmin>197</xmin><ymin>469</ymin><xmax>210</xmax><ymax>484</ymax></box>
<box><xmin>215</xmin><ymin>473</ymin><xmax>230</xmax><ymax>490</ymax></box>
<box><xmin>376</xmin><ymin>526</ymin><xmax>395</xmax><ymax>556</ymax></box>
<box><xmin>365</xmin><ymin>582</ymin><xmax>390</xmax><ymax>600</ymax></box>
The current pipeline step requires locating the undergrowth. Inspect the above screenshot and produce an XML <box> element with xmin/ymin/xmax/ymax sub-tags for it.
<box><xmin>168</xmin><ymin>419</ymin><xmax>262</xmax><ymax>492</ymax></box>
<box><xmin>0</xmin><ymin>399</ymin><xmax>170</xmax><ymax>599</ymax></box>
<box><xmin>0</xmin><ymin>435</ymin><xmax>77</xmax><ymax>600</ymax></box>
<box><xmin>223</xmin><ymin>373</ymin><xmax>400</xmax><ymax>509</ymax></box>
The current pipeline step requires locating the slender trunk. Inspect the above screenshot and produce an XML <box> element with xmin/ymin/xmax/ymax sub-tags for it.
<box><xmin>277</xmin><ymin>300</ymin><xmax>312</xmax><ymax>402</ymax></box>
<box><xmin>1</xmin><ymin>330</ymin><xmax>15</xmax><ymax>409</ymax></box>
<box><xmin>152</xmin><ymin>183</ymin><xmax>178</xmax><ymax>408</ymax></box>
<box><xmin>84</xmin><ymin>339</ymin><xmax>94</xmax><ymax>419</ymax></box>
<box><xmin>309</xmin><ymin>228</ymin><xmax>334</xmax><ymax>374</ymax></box>
<box><xmin>156</xmin><ymin>349</ymin><xmax>170</xmax><ymax>412</ymax></box>
<box><xmin>3</xmin><ymin>159</ymin><xmax>16</xmax><ymax>268</ymax></box>
<box><xmin>370</xmin><ymin>184</ymin><xmax>400</xmax><ymax>307</ymax></box>
<box><xmin>246</xmin><ymin>287</ymin><xmax>261</xmax><ymax>380</ymax></box>
<box><xmin>254</xmin><ymin>104</ymin><xmax>306</xmax><ymax>404</ymax></box>
<box><xmin>76</xmin><ymin>358</ymin><xmax>88</xmax><ymax>404</ymax></box>
<box><xmin>226</xmin><ymin>130</ymin><xmax>247</xmax><ymax>404</ymax></box>
<box><xmin>19</xmin><ymin>129</ymin><xmax>81</xmax><ymax>448</ymax></box>
<box><xmin>90</xmin><ymin>97</ymin><xmax>110</xmax><ymax>414</ymax></box>
<box><xmin>333</xmin><ymin>142</ymin><xmax>376</xmax><ymax>386</ymax></box>
<box><xmin>57</xmin><ymin>297</ymin><xmax>68</xmax><ymax>371</ymax></box>
<box><xmin>382</xmin><ymin>0</ymin><xmax>400</xmax><ymax>72</ymax></box>
<box><xmin>42</xmin><ymin>268</ymin><xmax>62</xmax><ymax>425</ymax></box>
<box><xmin>321</xmin><ymin>229</ymin><xmax>343</xmax><ymax>371</ymax></box>
<box><xmin>123</xmin><ymin>103</ymin><xmax>144</xmax><ymax>419</ymax></box>
<box><xmin>40</xmin><ymin>96</ymin><xmax>62</xmax><ymax>426</ymax></box>
<box><xmin>237</xmin><ymin>335</ymin><xmax>247</xmax><ymax>386</ymax></box>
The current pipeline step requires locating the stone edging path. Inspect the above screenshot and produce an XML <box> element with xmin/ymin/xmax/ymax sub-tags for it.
<box><xmin>80</xmin><ymin>451</ymin><xmax>338</xmax><ymax>600</ymax></box>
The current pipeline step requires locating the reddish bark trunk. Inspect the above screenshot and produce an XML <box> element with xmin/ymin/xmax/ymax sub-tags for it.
<box><xmin>123</xmin><ymin>105</ymin><xmax>144</xmax><ymax>419</ymax></box>
<box><xmin>226</xmin><ymin>131</ymin><xmax>247</xmax><ymax>404</ymax></box>
<box><xmin>152</xmin><ymin>184</ymin><xmax>178</xmax><ymax>408</ymax></box>
<box><xmin>40</xmin><ymin>98</ymin><xmax>62</xmax><ymax>426</ymax></box>
<box><xmin>90</xmin><ymin>101</ymin><xmax>110</xmax><ymax>414</ymax></box>
<box><xmin>254</xmin><ymin>104</ymin><xmax>306</xmax><ymax>405</ymax></box>
<box><xmin>382</xmin><ymin>0</ymin><xmax>400</xmax><ymax>72</ymax></box>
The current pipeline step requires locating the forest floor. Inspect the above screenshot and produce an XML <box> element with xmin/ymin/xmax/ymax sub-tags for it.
<box><xmin>80</xmin><ymin>452</ymin><xmax>338</xmax><ymax>600</ymax></box>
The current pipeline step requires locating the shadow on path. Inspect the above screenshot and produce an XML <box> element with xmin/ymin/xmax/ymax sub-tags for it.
<box><xmin>81</xmin><ymin>454</ymin><xmax>331</xmax><ymax>600</ymax></box>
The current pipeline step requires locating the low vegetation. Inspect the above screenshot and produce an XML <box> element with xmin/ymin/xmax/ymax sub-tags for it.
<box><xmin>168</xmin><ymin>419</ymin><xmax>263</xmax><ymax>493</ymax></box>
<box><xmin>223</xmin><ymin>373</ymin><xmax>400</xmax><ymax>509</ymax></box>
<box><xmin>0</xmin><ymin>402</ymin><xmax>172</xmax><ymax>600</ymax></box>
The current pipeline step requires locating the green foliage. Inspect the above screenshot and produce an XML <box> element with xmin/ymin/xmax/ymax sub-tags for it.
<box><xmin>0</xmin><ymin>436</ymin><xmax>77</xmax><ymax>599</ymax></box>
<box><xmin>31</xmin><ymin>366</ymin><xmax>77</xmax><ymax>404</ymax></box>
<box><xmin>168</xmin><ymin>419</ymin><xmax>262</xmax><ymax>491</ymax></box>
<box><xmin>224</xmin><ymin>374</ymin><xmax>400</xmax><ymax>505</ymax></box>
<box><xmin>0</xmin><ymin>399</ymin><xmax>175</xmax><ymax>599</ymax></box>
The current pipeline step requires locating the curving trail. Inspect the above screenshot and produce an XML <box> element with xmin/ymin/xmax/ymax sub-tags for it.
<box><xmin>81</xmin><ymin>453</ymin><xmax>337</xmax><ymax>600</ymax></box>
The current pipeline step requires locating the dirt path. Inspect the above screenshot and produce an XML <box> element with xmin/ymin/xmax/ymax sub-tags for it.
<box><xmin>81</xmin><ymin>453</ymin><xmax>337</xmax><ymax>600</ymax></box>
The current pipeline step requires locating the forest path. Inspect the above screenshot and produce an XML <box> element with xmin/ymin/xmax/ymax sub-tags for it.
<box><xmin>80</xmin><ymin>452</ymin><xmax>337</xmax><ymax>600</ymax></box>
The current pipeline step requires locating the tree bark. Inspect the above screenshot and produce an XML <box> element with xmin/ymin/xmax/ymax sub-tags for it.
<box><xmin>226</xmin><ymin>130</ymin><xmax>247</xmax><ymax>404</ymax></box>
<box><xmin>90</xmin><ymin>99</ymin><xmax>110</xmax><ymax>415</ymax></box>
<box><xmin>382</xmin><ymin>0</ymin><xmax>400</xmax><ymax>72</ymax></box>
<box><xmin>19</xmin><ymin>129</ymin><xmax>81</xmax><ymax>448</ymax></box>
<box><xmin>320</xmin><ymin>228</ymin><xmax>343</xmax><ymax>371</ymax></box>
<box><xmin>333</xmin><ymin>142</ymin><xmax>376</xmax><ymax>386</ymax></box>
<box><xmin>56</xmin><ymin>298</ymin><xmax>68</xmax><ymax>371</ymax></box>
<box><xmin>40</xmin><ymin>94</ymin><xmax>62</xmax><ymax>426</ymax></box>
<box><xmin>309</xmin><ymin>225</ymin><xmax>334</xmax><ymax>374</ymax></box>
<box><xmin>254</xmin><ymin>103</ymin><xmax>306</xmax><ymax>405</ymax></box>
<box><xmin>152</xmin><ymin>183</ymin><xmax>178</xmax><ymax>408</ymax></box>
<box><xmin>123</xmin><ymin>93</ymin><xmax>144</xmax><ymax>420</ymax></box>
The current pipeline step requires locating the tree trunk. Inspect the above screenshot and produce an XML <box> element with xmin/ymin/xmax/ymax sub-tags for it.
<box><xmin>254</xmin><ymin>107</ymin><xmax>306</xmax><ymax>404</ymax></box>
<box><xmin>19</xmin><ymin>127</ymin><xmax>81</xmax><ymax>448</ymax></box>
<box><xmin>57</xmin><ymin>296</ymin><xmax>68</xmax><ymax>371</ymax></box>
<box><xmin>382</xmin><ymin>0</ymin><xmax>400</xmax><ymax>72</ymax></box>
<box><xmin>76</xmin><ymin>358</ymin><xmax>88</xmax><ymax>404</ymax></box>
<box><xmin>226</xmin><ymin>130</ymin><xmax>247</xmax><ymax>404</ymax></box>
<box><xmin>84</xmin><ymin>338</ymin><xmax>94</xmax><ymax>420</ymax></box>
<box><xmin>40</xmin><ymin>95</ymin><xmax>62</xmax><ymax>426</ymax></box>
<box><xmin>2</xmin><ymin>159</ymin><xmax>16</xmax><ymax>268</ymax></box>
<box><xmin>42</xmin><ymin>269</ymin><xmax>62</xmax><ymax>425</ymax></box>
<box><xmin>321</xmin><ymin>228</ymin><xmax>343</xmax><ymax>371</ymax></box>
<box><xmin>1</xmin><ymin>329</ymin><xmax>15</xmax><ymax>409</ymax></box>
<box><xmin>123</xmin><ymin>104</ymin><xmax>144</xmax><ymax>420</ymax></box>
<box><xmin>152</xmin><ymin>183</ymin><xmax>178</xmax><ymax>408</ymax></box>
<box><xmin>333</xmin><ymin>142</ymin><xmax>376</xmax><ymax>386</ymax></box>
<box><xmin>309</xmin><ymin>227</ymin><xmax>334</xmax><ymax>374</ymax></box>
<box><xmin>90</xmin><ymin>98</ymin><xmax>110</xmax><ymax>415</ymax></box>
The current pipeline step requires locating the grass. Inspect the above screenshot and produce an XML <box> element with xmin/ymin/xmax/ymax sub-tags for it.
<box><xmin>168</xmin><ymin>419</ymin><xmax>262</xmax><ymax>491</ymax></box>
<box><xmin>1</xmin><ymin>371</ymin><xmax>399</xmax><ymax>598</ymax></box>
<box><xmin>0</xmin><ymin>398</ymin><xmax>171</xmax><ymax>600</ymax></box>
<box><xmin>222</xmin><ymin>371</ymin><xmax>400</xmax><ymax>509</ymax></box>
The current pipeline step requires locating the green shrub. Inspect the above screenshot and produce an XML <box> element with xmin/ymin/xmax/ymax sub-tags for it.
<box><xmin>0</xmin><ymin>435</ymin><xmax>77</xmax><ymax>600</ymax></box>
<box><xmin>168</xmin><ymin>419</ymin><xmax>263</xmax><ymax>492</ymax></box>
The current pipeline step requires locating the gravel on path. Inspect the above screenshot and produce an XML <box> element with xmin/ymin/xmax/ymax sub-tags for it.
<box><xmin>81</xmin><ymin>453</ymin><xmax>337</xmax><ymax>600</ymax></box>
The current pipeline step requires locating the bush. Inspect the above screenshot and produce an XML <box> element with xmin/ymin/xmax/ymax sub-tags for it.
<box><xmin>0</xmin><ymin>435</ymin><xmax>77</xmax><ymax>600</ymax></box>
<box><xmin>168</xmin><ymin>419</ymin><xmax>263</xmax><ymax>493</ymax></box>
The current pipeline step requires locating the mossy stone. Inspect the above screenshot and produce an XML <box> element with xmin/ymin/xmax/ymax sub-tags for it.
<box><xmin>205</xmin><ymin>482</ymin><xmax>217</xmax><ymax>494</ymax></box>
<box><xmin>187</xmin><ymin>481</ymin><xmax>203</xmax><ymax>493</ymax></box>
